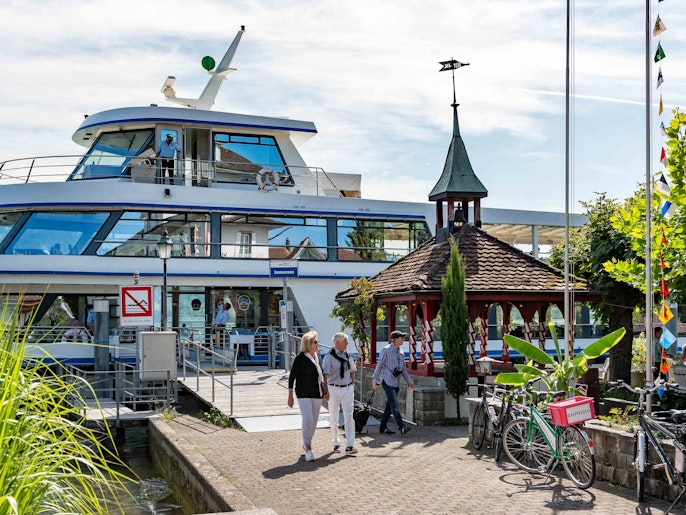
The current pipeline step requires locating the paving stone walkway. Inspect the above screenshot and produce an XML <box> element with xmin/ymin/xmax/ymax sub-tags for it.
<box><xmin>166</xmin><ymin>415</ymin><xmax>678</xmax><ymax>514</ymax></box>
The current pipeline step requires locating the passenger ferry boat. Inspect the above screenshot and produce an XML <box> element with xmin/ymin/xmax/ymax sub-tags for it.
<box><xmin>0</xmin><ymin>27</ymin><xmax>435</xmax><ymax>365</ymax></box>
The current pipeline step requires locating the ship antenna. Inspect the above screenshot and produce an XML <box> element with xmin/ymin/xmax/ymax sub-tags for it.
<box><xmin>161</xmin><ymin>26</ymin><xmax>246</xmax><ymax>110</ymax></box>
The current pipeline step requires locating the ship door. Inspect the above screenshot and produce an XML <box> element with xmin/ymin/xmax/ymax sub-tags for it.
<box><xmin>158</xmin><ymin>128</ymin><xmax>183</xmax><ymax>184</ymax></box>
<box><xmin>185</xmin><ymin>128</ymin><xmax>212</xmax><ymax>186</ymax></box>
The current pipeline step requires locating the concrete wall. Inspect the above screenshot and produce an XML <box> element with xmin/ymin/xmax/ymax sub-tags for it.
<box><xmin>149</xmin><ymin>419</ymin><xmax>256</xmax><ymax>513</ymax></box>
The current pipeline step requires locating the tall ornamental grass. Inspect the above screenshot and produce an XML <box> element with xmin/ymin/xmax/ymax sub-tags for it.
<box><xmin>0</xmin><ymin>301</ymin><xmax>133</xmax><ymax>514</ymax></box>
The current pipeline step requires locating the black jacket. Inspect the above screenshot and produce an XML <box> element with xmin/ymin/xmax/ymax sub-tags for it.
<box><xmin>288</xmin><ymin>352</ymin><xmax>323</xmax><ymax>399</ymax></box>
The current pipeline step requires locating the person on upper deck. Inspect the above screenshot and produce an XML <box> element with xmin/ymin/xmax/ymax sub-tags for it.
<box><xmin>155</xmin><ymin>134</ymin><xmax>181</xmax><ymax>185</ymax></box>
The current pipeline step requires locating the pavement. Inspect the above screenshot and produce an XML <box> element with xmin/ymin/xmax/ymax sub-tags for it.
<box><xmin>164</xmin><ymin>411</ymin><xmax>679</xmax><ymax>515</ymax></box>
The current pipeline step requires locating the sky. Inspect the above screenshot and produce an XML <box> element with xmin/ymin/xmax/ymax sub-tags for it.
<box><xmin>0</xmin><ymin>0</ymin><xmax>684</xmax><ymax>213</ymax></box>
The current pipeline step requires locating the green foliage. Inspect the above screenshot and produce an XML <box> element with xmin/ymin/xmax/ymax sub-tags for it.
<box><xmin>494</xmin><ymin>323</ymin><xmax>625</xmax><ymax>394</ymax></box>
<box><xmin>632</xmin><ymin>333</ymin><xmax>647</xmax><ymax>370</ymax></box>
<box><xmin>440</xmin><ymin>240</ymin><xmax>470</xmax><ymax>408</ymax></box>
<box><xmin>549</xmin><ymin>193</ymin><xmax>641</xmax><ymax>381</ymax></box>
<box><xmin>598</xmin><ymin>407</ymin><xmax>638</xmax><ymax>431</ymax></box>
<box><xmin>0</xmin><ymin>297</ymin><xmax>132</xmax><ymax>514</ymax></box>
<box><xmin>200</xmin><ymin>406</ymin><xmax>233</xmax><ymax>428</ymax></box>
<box><xmin>346</xmin><ymin>221</ymin><xmax>386</xmax><ymax>261</ymax></box>
<box><xmin>604</xmin><ymin>110</ymin><xmax>686</xmax><ymax>302</ymax></box>
<box><xmin>331</xmin><ymin>277</ymin><xmax>383</xmax><ymax>362</ymax></box>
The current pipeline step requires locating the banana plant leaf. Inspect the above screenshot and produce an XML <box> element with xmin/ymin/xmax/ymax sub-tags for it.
<box><xmin>572</xmin><ymin>328</ymin><xmax>626</xmax><ymax>366</ymax></box>
<box><xmin>503</xmin><ymin>334</ymin><xmax>555</xmax><ymax>365</ymax></box>
<box><xmin>514</xmin><ymin>364</ymin><xmax>546</xmax><ymax>377</ymax></box>
<box><xmin>493</xmin><ymin>372</ymin><xmax>528</xmax><ymax>386</ymax></box>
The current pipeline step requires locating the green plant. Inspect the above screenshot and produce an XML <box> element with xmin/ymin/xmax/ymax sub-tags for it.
<box><xmin>632</xmin><ymin>333</ymin><xmax>647</xmax><ymax>370</ymax></box>
<box><xmin>440</xmin><ymin>240</ymin><xmax>469</xmax><ymax>414</ymax></box>
<box><xmin>494</xmin><ymin>323</ymin><xmax>626</xmax><ymax>395</ymax></box>
<box><xmin>157</xmin><ymin>406</ymin><xmax>179</xmax><ymax>421</ymax></box>
<box><xmin>0</xmin><ymin>297</ymin><xmax>132</xmax><ymax>514</ymax></box>
<box><xmin>200</xmin><ymin>406</ymin><xmax>233</xmax><ymax>428</ymax></box>
<box><xmin>598</xmin><ymin>407</ymin><xmax>638</xmax><ymax>431</ymax></box>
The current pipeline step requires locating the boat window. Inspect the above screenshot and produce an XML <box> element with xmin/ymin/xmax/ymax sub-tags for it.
<box><xmin>96</xmin><ymin>212</ymin><xmax>211</xmax><ymax>257</ymax></box>
<box><xmin>213</xmin><ymin>133</ymin><xmax>292</xmax><ymax>186</ymax></box>
<box><xmin>220</xmin><ymin>215</ymin><xmax>327</xmax><ymax>260</ymax></box>
<box><xmin>337</xmin><ymin>219</ymin><xmax>430</xmax><ymax>262</ymax></box>
<box><xmin>0</xmin><ymin>213</ymin><xmax>23</xmax><ymax>245</ymax></box>
<box><xmin>70</xmin><ymin>129</ymin><xmax>155</xmax><ymax>181</ymax></box>
<box><xmin>4</xmin><ymin>212</ymin><xmax>108</xmax><ymax>255</ymax></box>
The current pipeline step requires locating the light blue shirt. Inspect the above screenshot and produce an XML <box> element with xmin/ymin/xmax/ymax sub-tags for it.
<box><xmin>372</xmin><ymin>343</ymin><xmax>411</xmax><ymax>388</ymax></box>
<box><xmin>157</xmin><ymin>140</ymin><xmax>181</xmax><ymax>158</ymax></box>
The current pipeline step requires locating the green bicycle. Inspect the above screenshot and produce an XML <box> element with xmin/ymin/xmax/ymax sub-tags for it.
<box><xmin>502</xmin><ymin>395</ymin><xmax>596</xmax><ymax>489</ymax></box>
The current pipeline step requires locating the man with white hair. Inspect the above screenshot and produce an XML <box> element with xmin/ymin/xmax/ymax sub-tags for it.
<box><xmin>322</xmin><ymin>332</ymin><xmax>358</xmax><ymax>455</ymax></box>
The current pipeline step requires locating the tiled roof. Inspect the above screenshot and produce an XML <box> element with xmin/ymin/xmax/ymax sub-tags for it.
<box><xmin>337</xmin><ymin>224</ymin><xmax>593</xmax><ymax>300</ymax></box>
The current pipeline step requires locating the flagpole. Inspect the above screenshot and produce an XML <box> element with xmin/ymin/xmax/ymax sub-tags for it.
<box><xmin>645</xmin><ymin>0</ymin><xmax>654</xmax><ymax>411</ymax></box>
<box><xmin>563</xmin><ymin>0</ymin><xmax>573</xmax><ymax>359</ymax></box>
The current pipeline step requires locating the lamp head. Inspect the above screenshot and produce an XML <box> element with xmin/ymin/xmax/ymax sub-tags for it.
<box><xmin>158</xmin><ymin>229</ymin><xmax>173</xmax><ymax>260</ymax></box>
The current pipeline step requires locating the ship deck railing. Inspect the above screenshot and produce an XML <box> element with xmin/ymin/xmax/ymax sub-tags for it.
<box><xmin>0</xmin><ymin>155</ymin><xmax>346</xmax><ymax>196</ymax></box>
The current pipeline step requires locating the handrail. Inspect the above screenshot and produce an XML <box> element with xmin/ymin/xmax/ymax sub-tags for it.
<box><xmin>0</xmin><ymin>154</ymin><xmax>349</xmax><ymax>197</ymax></box>
<box><xmin>179</xmin><ymin>335</ymin><xmax>237</xmax><ymax>415</ymax></box>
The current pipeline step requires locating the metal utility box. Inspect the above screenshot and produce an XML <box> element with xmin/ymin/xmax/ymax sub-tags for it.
<box><xmin>138</xmin><ymin>331</ymin><xmax>177</xmax><ymax>380</ymax></box>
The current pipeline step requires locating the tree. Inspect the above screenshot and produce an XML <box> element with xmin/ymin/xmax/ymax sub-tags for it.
<box><xmin>440</xmin><ymin>240</ymin><xmax>469</xmax><ymax>416</ymax></box>
<box><xmin>605</xmin><ymin>110</ymin><xmax>686</xmax><ymax>302</ymax></box>
<box><xmin>549</xmin><ymin>194</ymin><xmax>642</xmax><ymax>382</ymax></box>
<box><xmin>331</xmin><ymin>277</ymin><xmax>379</xmax><ymax>362</ymax></box>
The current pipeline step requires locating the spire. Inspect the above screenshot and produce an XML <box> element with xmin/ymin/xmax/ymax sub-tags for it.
<box><xmin>428</xmin><ymin>104</ymin><xmax>488</xmax><ymax>202</ymax></box>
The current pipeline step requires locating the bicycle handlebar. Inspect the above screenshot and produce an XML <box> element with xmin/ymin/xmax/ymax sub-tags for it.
<box><xmin>608</xmin><ymin>378</ymin><xmax>679</xmax><ymax>395</ymax></box>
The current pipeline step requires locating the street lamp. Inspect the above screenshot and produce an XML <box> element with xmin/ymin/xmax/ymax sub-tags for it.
<box><xmin>158</xmin><ymin>229</ymin><xmax>173</xmax><ymax>331</ymax></box>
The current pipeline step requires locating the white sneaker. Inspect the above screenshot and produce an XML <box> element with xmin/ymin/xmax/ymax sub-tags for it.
<box><xmin>345</xmin><ymin>446</ymin><xmax>358</xmax><ymax>455</ymax></box>
<box><xmin>333</xmin><ymin>444</ymin><xmax>341</xmax><ymax>453</ymax></box>
<box><xmin>305</xmin><ymin>450</ymin><xmax>315</xmax><ymax>462</ymax></box>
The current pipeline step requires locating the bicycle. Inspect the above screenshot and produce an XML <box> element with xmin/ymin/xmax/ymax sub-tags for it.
<box><xmin>609</xmin><ymin>379</ymin><xmax>686</xmax><ymax>512</ymax></box>
<box><xmin>502</xmin><ymin>392</ymin><xmax>596</xmax><ymax>489</ymax></box>
<box><xmin>471</xmin><ymin>383</ymin><xmax>524</xmax><ymax>461</ymax></box>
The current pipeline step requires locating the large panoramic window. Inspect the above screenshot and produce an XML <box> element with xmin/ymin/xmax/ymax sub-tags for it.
<box><xmin>70</xmin><ymin>129</ymin><xmax>155</xmax><ymax>181</ymax></box>
<box><xmin>0</xmin><ymin>213</ymin><xmax>23</xmax><ymax>246</ymax></box>
<box><xmin>337</xmin><ymin>219</ymin><xmax>430</xmax><ymax>262</ymax></box>
<box><xmin>213</xmin><ymin>133</ymin><xmax>292</xmax><ymax>186</ymax></box>
<box><xmin>96</xmin><ymin>212</ymin><xmax>211</xmax><ymax>257</ymax></box>
<box><xmin>220</xmin><ymin>214</ymin><xmax>327</xmax><ymax>260</ymax></box>
<box><xmin>5</xmin><ymin>212</ymin><xmax>109</xmax><ymax>255</ymax></box>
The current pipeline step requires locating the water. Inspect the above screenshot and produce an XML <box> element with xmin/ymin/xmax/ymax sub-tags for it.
<box><xmin>113</xmin><ymin>426</ymin><xmax>187</xmax><ymax>514</ymax></box>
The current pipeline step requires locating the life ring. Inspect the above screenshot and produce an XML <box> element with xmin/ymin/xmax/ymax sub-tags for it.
<box><xmin>256</xmin><ymin>168</ymin><xmax>279</xmax><ymax>191</ymax></box>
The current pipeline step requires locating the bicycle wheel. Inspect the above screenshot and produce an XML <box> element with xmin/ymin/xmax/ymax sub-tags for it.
<box><xmin>636</xmin><ymin>431</ymin><xmax>645</xmax><ymax>502</ymax></box>
<box><xmin>472</xmin><ymin>403</ymin><xmax>487</xmax><ymax>450</ymax></box>
<box><xmin>503</xmin><ymin>418</ymin><xmax>554</xmax><ymax>473</ymax></box>
<box><xmin>559</xmin><ymin>426</ymin><xmax>596</xmax><ymax>489</ymax></box>
<box><xmin>494</xmin><ymin>411</ymin><xmax>514</xmax><ymax>462</ymax></box>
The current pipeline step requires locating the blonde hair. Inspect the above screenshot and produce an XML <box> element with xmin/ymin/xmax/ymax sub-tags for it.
<box><xmin>300</xmin><ymin>331</ymin><xmax>318</xmax><ymax>353</ymax></box>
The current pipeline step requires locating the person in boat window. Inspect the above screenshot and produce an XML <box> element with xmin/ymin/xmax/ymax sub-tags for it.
<box><xmin>287</xmin><ymin>331</ymin><xmax>328</xmax><ymax>462</ymax></box>
<box><xmin>213</xmin><ymin>301</ymin><xmax>229</xmax><ymax>346</ymax></box>
<box><xmin>85</xmin><ymin>304</ymin><xmax>94</xmax><ymax>333</ymax></box>
<box><xmin>155</xmin><ymin>133</ymin><xmax>181</xmax><ymax>185</ymax></box>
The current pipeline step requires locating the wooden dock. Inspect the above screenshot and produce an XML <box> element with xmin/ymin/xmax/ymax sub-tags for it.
<box><xmin>177</xmin><ymin>366</ymin><xmax>334</xmax><ymax>432</ymax></box>
<box><xmin>76</xmin><ymin>398</ymin><xmax>159</xmax><ymax>428</ymax></box>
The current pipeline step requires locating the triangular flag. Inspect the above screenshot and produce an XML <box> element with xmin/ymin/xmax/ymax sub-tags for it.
<box><xmin>655</xmin><ymin>42</ymin><xmax>666</xmax><ymax>62</ymax></box>
<box><xmin>656</xmin><ymin>174</ymin><xmax>670</xmax><ymax>195</ymax></box>
<box><xmin>659</xmin><ymin>94</ymin><xmax>664</xmax><ymax>115</ymax></box>
<box><xmin>660</xmin><ymin>147</ymin><xmax>667</xmax><ymax>164</ymax></box>
<box><xmin>657</xmin><ymin>387</ymin><xmax>666</xmax><ymax>399</ymax></box>
<box><xmin>661</xmin><ymin>227</ymin><xmax>668</xmax><ymax>245</ymax></box>
<box><xmin>660</xmin><ymin>252</ymin><xmax>666</xmax><ymax>270</ymax></box>
<box><xmin>657</xmin><ymin>67</ymin><xmax>664</xmax><ymax>89</ymax></box>
<box><xmin>653</xmin><ymin>15</ymin><xmax>667</xmax><ymax>37</ymax></box>
<box><xmin>661</xmin><ymin>350</ymin><xmax>670</xmax><ymax>374</ymax></box>
<box><xmin>439</xmin><ymin>59</ymin><xmax>469</xmax><ymax>72</ymax></box>
<box><xmin>661</xmin><ymin>200</ymin><xmax>677</xmax><ymax>219</ymax></box>
<box><xmin>661</xmin><ymin>121</ymin><xmax>668</xmax><ymax>137</ymax></box>
<box><xmin>661</xmin><ymin>277</ymin><xmax>669</xmax><ymax>297</ymax></box>
<box><xmin>659</xmin><ymin>302</ymin><xmax>674</xmax><ymax>324</ymax></box>
<box><xmin>661</xmin><ymin>328</ymin><xmax>677</xmax><ymax>349</ymax></box>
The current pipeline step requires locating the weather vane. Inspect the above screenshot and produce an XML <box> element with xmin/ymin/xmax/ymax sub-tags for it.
<box><xmin>439</xmin><ymin>59</ymin><xmax>469</xmax><ymax>108</ymax></box>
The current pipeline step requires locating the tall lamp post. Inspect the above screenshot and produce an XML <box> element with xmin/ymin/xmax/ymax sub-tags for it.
<box><xmin>158</xmin><ymin>229</ymin><xmax>173</xmax><ymax>331</ymax></box>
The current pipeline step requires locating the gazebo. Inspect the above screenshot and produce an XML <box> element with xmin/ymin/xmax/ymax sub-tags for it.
<box><xmin>335</xmin><ymin>102</ymin><xmax>599</xmax><ymax>377</ymax></box>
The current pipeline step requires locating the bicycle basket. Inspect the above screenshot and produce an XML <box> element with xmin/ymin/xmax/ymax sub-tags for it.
<box><xmin>549</xmin><ymin>396</ymin><xmax>596</xmax><ymax>427</ymax></box>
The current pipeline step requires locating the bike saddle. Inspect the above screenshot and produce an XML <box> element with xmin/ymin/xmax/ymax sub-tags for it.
<box><xmin>669</xmin><ymin>409</ymin><xmax>686</xmax><ymax>424</ymax></box>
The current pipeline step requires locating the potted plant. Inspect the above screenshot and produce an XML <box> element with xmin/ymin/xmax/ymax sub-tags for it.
<box><xmin>631</xmin><ymin>333</ymin><xmax>647</xmax><ymax>387</ymax></box>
